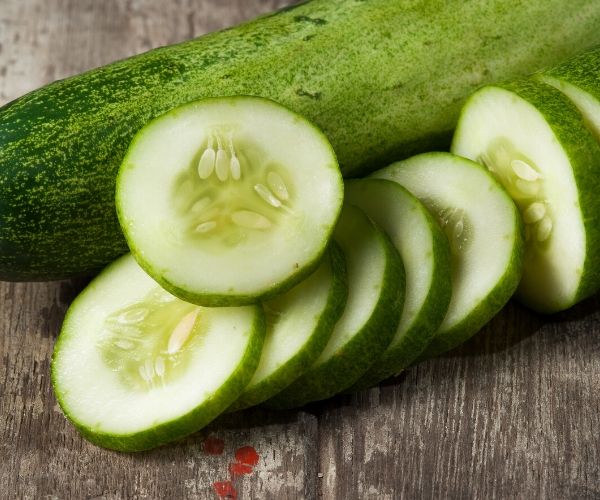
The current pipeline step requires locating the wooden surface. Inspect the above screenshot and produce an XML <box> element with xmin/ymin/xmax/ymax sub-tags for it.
<box><xmin>1</xmin><ymin>1</ymin><xmax>600</xmax><ymax>499</ymax></box>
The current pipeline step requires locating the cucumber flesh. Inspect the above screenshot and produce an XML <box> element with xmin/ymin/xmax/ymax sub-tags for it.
<box><xmin>344</xmin><ymin>179</ymin><xmax>452</xmax><ymax>387</ymax></box>
<box><xmin>266</xmin><ymin>203</ymin><xmax>404</xmax><ymax>409</ymax></box>
<box><xmin>229</xmin><ymin>244</ymin><xmax>347</xmax><ymax>411</ymax></box>
<box><xmin>374</xmin><ymin>152</ymin><xmax>522</xmax><ymax>356</ymax></box>
<box><xmin>116</xmin><ymin>96</ymin><xmax>343</xmax><ymax>306</ymax></box>
<box><xmin>51</xmin><ymin>254</ymin><xmax>265</xmax><ymax>452</ymax></box>
<box><xmin>452</xmin><ymin>81</ymin><xmax>600</xmax><ymax>313</ymax></box>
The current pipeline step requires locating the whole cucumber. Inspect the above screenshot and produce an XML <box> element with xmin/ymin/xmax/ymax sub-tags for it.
<box><xmin>2</xmin><ymin>0</ymin><xmax>600</xmax><ymax>280</ymax></box>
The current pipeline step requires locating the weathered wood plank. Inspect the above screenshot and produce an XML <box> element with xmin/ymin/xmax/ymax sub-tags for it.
<box><xmin>317</xmin><ymin>298</ymin><xmax>600</xmax><ymax>499</ymax></box>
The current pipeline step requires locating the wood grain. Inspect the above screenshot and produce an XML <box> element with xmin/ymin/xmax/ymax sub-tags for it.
<box><xmin>1</xmin><ymin>1</ymin><xmax>600</xmax><ymax>499</ymax></box>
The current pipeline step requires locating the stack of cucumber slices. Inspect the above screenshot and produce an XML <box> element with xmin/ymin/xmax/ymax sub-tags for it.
<box><xmin>53</xmin><ymin>47</ymin><xmax>600</xmax><ymax>452</ymax></box>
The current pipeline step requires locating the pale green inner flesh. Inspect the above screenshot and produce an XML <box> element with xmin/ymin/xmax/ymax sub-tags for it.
<box><xmin>314</xmin><ymin>204</ymin><xmax>387</xmax><ymax>364</ymax></box>
<box><xmin>54</xmin><ymin>255</ymin><xmax>255</xmax><ymax>434</ymax></box>
<box><xmin>452</xmin><ymin>87</ymin><xmax>585</xmax><ymax>310</ymax></box>
<box><xmin>97</xmin><ymin>287</ymin><xmax>202</xmax><ymax>392</ymax></box>
<box><xmin>375</xmin><ymin>153</ymin><xmax>517</xmax><ymax>331</ymax></box>
<box><xmin>479</xmin><ymin>138</ymin><xmax>552</xmax><ymax>247</ymax></box>
<box><xmin>172</xmin><ymin>128</ymin><xmax>295</xmax><ymax>252</ymax></box>
<box><xmin>243</xmin><ymin>253</ymin><xmax>334</xmax><ymax>389</ymax></box>
<box><xmin>345</xmin><ymin>180</ymin><xmax>435</xmax><ymax>349</ymax></box>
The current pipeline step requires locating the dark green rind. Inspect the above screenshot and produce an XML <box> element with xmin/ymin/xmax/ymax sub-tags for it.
<box><xmin>51</xmin><ymin>256</ymin><xmax>266</xmax><ymax>452</ymax></box>
<box><xmin>228</xmin><ymin>243</ymin><xmax>348</xmax><ymax>412</ymax></box>
<box><xmin>116</xmin><ymin>96</ymin><xmax>343</xmax><ymax>307</ymax></box>
<box><xmin>455</xmin><ymin>82</ymin><xmax>600</xmax><ymax>314</ymax></box>
<box><xmin>344</xmin><ymin>179</ymin><xmax>452</xmax><ymax>390</ymax></box>
<box><xmin>3</xmin><ymin>0</ymin><xmax>600</xmax><ymax>280</ymax></box>
<box><xmin>265</xmin><ymin>210</ymin><xmax>404</xmax><ymax>410</ymax></box>
<box><xmin>376</xmin><ymin>152</ymin><xmax>523</xmax><ymax>357</ymax></box>
<box><xmin>535</xmin><ymin>47</ymin><xmax>600</xmax><ymax>140</ymax></box>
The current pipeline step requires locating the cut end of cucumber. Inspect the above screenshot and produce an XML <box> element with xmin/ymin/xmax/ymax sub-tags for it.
<box><xmin>117</xmin><ymin>96</ymin><xmax>343</xmax><ymax>306</ymax></box>
<box><xmin>452</xmin><ymin>84</ymin><xmax>595</xmax><ymax>312</ymax></box>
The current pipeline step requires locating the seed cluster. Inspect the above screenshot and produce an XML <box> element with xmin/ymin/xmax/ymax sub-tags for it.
<box><xmin>480</xmin><ymin>140</ymin><xmax>552</xmax><ymax>244</ymax></box>
<box><xmin>98</xmin><ymin>290</ymin><xmax>199</xmax><ymax>389</ymax></box>
<box><xmin>178</xmin><ymin>131</ymin><xmax>292</xmax><ymax>238</ymax></box>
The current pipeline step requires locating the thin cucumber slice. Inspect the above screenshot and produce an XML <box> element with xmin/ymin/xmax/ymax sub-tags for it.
<box><xmin>266</xmin><ymin>204</ymin><xmax>404</xmax><ymax>409</ymax></box>
<box><xmin>51</xmin><ymin>254</ymin><xmax>265</xmax><ymax>452</ymax></box>
<box><xmin>536</xmin><ymin>48</ymin><xmax>600</xmax><ymax>143</ymax></box>
<box><xmin>452</xmin><ymin>80</ymin><xmax>600</xmax><ymax>313</ymax></box>
<box><xmin>344</xmin><ymin>179</ymin><xmax>452</xmax><ymax>388</ymax></box>
<box><xmin>116</xmin><ymin>96</ymin><xmax>343</xmax><ymax>306</ymax></box>
<box><xmin>229</xmin><ymin>244</ymin><xmax>347</xmax><ymax>411</ymax></box>
<box><xmin>374</xmin><ymin>152</ymin><xmax>523</xmax><ymax>356</ymax></box>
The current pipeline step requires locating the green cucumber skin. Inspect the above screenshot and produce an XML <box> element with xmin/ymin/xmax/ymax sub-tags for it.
<box><xmin>473</xmin><ymin>81</ymin><xmax>600</xmax><ymax>313</ymax></box>
<box><xmin>51</xmin><ymin>257</ymin><xmax>267</xmax><ymax>452</ymax></box>
<box><xmin>537</xmin><ymin>47</ymin><xmax>600</xmax><ymax>107</ymax></box>
<box><xmin>229</xmin><ymin>243</ymin><xmax>348</xmax><ymax>412</ymax></box>
<box><xmin>3</xmin><ymin>1</ymin><xmax>600</xmax><ymax>280</ymax></box>
<box><xmin>535</xmin><ymin>47</ymin><xmax>600</xmax><ymax>141</ymax></box>
<box><xmin>265</xmin><ymin>226</ymin><xmax>405</xmax><ymax>410</ymax></box>
<box><xmin>345</xmin><ymin>179</ymin><xmax>452</xmax><ymax>389</ymax></box>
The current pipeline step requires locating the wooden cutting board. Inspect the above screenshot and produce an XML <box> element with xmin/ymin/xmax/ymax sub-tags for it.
<box><xmin>1</xmin><ymin>1</ymin><xmax>599</xmax><ymax>498</ymax></box>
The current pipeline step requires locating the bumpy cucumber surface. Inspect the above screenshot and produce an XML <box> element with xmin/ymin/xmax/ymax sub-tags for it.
<box><xmin>452</xmin><ymin>81</ymin><xmax>600</xmax><ymax>313</ymax></box>
<box><xmin>51</xmin><ymin>254</ymin><xmax>265</xmax><ymax>452</ymax></box>
<box><xmin>536</xmin><ymin>47</ymin><xmax>600</xmax><ymax>142</ymax></box>
<box><xmin>230</xmin><ymin>244</ymin><xmax>347</xmax><ymax>411</ymax></box>
<box><xmin>117</xmin><ymin>96</ymin><xmax>342</xmax><ymax>306</ymax></box>
<box><xmin>374</xmin><ymin>153</ymin><xmax>523</xmax><ymax>356</ymax></box>
<box><xmin>267</xmin><ymin>204</ymin><xmax>404</xmax><ymax>409</ymax></box>
<box><xmin>3</xmin><ymin>0</ymin><xmax>600</xmax><ymax>280</ymax></box>
<box><xmin>345</xmin><ymin>179</ymin><xmax>452</xmax><ymax>388</ymax></box>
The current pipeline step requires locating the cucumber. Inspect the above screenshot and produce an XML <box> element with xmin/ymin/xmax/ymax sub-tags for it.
<box><xmin>452</xmin><ymin>81</ymin><xmax>600</xmax><ymax>313</ymax></box>
<box><xmin>3</xmin><ymin>0</ymin><xmax>600</xmax><ymax>280</ymax></box>
<box><xmin>374</xmin><ymin>153</ymin><xmax>523</xmax><ymax>356</ymax></box>
<box><xmin>267</xmin><ymin>204</ymin><xmax>404</xmax><ymax>409</ymax></box>
<box><xmin>344</xmin><ymin>179</ymin><xmax>452</xmax><ymax>387</ymax></box>
<box><xmin>229</xmin><ymin>244</ymin><xmax>347</xmax><ymax>412</ymax></box>
<box><xmin>116</xmin><ymin>96</ymin><xmax>342</xmax><ymax>306</ymax></box>
<box><xmin>536</xmin><ymin>48</ymin><xmax>600</xmax><ymax>142</ymax></box>
<box><xmin>51</xmin><ymin>254</ymin><xmax>265</xmax><ymax>452</ymax></box>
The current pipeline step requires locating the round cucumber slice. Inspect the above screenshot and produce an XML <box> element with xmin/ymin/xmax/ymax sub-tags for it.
<box><xmin>536</xmin><ymin>48</ymin><xmax>600</xmax><ymax>143</ymax></box>
<box><xmin>374</xmin><ymin>152</ymin><xmax>523</xmax><ymax>356</ymax></box>
<box><xmin>344</xmin><ymin>179</ymin><xmax>452</xmax><ymax>387</ymax></box>
<box><xmin>116</xmin><ymin>96</ymin><xmax>343</xmax><ymax>306</ymax></box>
<box><xmin>452</xmin><ymin>81</ymin><xmax>600</xmax><ymax>313</ymax></box>
<box><xmin>229</xmin><ymin>244</ymin><xmax>347</xmax><ymax>411</ymax></box>
<box><xmin>266</xmin><ymin>204</ymin><xmax>404</xmax><ymax>409</ymax></box>
<box><xmin>51</xmin><ymin>254</ymin><xmax>265</xmax><ymax>452</ymax></box>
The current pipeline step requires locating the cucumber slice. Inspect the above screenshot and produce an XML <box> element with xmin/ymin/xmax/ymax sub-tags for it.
<box><xmin>452</xmin><ymin>81</ymin><xmax>600</xmax><ymax>313</ymax></box>
<box><xmin>51</xmin><ymin>254</ymin><xmax>265</xmax><ymax>452</ymax></box>
<box><xmin>536</xmin><ymin>48</ymin><xmax>600</xmax><ymax>143</ymax></box>
<box><xmin>266</xmin><ymin>204</ymin><xmax>404</xmax><ymax>409</ymax></box>
<box><xmin>229</xmin><ymin>244</ymin><xmax>347</xmax><ymax>411</ymax></box>
<box><xmin>116</xmin><ymin>96</ymin><xmax>343</xmax><ymax>306</ymax></box>
<box><xmin>344</xmin><ymin>179</ymin><xmax>452</xmax><ymax>388</ymax></box>
<box><xmin>374</xmin><ymin>152</ymin><xmax>523</xmax><ymax>356</ymax></box>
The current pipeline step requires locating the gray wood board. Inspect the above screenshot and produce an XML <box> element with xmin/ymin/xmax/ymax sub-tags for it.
<box><xmin>1</xmin><ymin>1</ymin><xmax>599</xmax><ymax>498</ymax></box>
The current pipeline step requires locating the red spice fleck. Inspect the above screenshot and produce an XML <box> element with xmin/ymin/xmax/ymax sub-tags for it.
<box><xmin>213</xmin><ymin>480</ymin><xmax>237</xmax><ymax>499</ymax></box>
<box><xmin>234</xmin><ymin>446</ymin><xmax>259</xmax><ymax>466</ymax></box>
<box><xmin>229</xmin><ymin>462</ymin><xmax>254</xmax><ymax>477</ymax></box>
<box><xmin>203</xmin><ymin>436</ymin><xmax>225</xmax><ymax>455</ymax></box>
